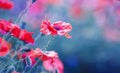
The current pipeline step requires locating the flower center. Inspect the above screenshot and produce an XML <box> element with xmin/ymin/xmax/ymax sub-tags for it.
<box><xmin>54</xmin><ymin>26</ymin><xmax>60</xmax><ymax>30</ymax></box>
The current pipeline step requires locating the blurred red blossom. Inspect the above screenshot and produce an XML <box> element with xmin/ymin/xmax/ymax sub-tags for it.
<box><xmin>18</xmin><ymin>48</ymin><xmax>64</xmax><ymax>73</ymax></box>
<box><xmin>104</xmin><ymin>26</ymin><xmax>120</xmax><ymax>41</ymax></box>
<box><xmin>0</xmin><ymin>0</ymin><xmax>13</xmax><ymax>10</ymax></box>
<box><xmin>0</xmin><ymin>37</ymin><xmax>11</xmax><ymax>56</ymax></box>
<box><xmin>19</xmin><ymin>30</ymin><xmax>34</xmax><ymax>44</ymax></box>
<box><xmin>11</xmin><ymin>25</ymin><xmax>21</xmax><ymax>38</ymax></box>
<box><xmin>18</xmin><ymin>48</ymin><xmax>42</xmax><ymax>65</ymax></box>
<box><xmin>41</xmin><ymin>51</ymin><xmax>64</xmax><ymax>73</ymax></box>
<box><xmin>0</xmin><ymin>19</ymin><xmax>34</xmax><ymax>44</ymax></box>
<box><xmin>43</xmin><ymin>58</ymin><xmax>64</xmax><ymax>73</ymax></box>
<box><xmin>0</xmin><ymin>19</ymin><xmax>11</xmax><ymax>33</ymax></box>
<box><xmin>40</xmin><ymin>19</ymin><xmax>72</xmax><ymax>38</ymax></box>
<box><xmin>34</xmin><ymin>48</ymin><xmax>63</xmax><ymax>73</ymax></box>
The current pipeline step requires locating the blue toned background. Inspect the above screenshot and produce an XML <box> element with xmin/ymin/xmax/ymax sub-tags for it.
<box><xmin>1</xmin><ymin>0</ymin><xmax>120</xmax><ymax>73</ymax></box>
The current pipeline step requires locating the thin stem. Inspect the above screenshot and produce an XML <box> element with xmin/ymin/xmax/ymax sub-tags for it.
<box><xmin>43</xmin><ymin>36</ymin><xmax>54</xmax><ymax>52</ymax></box>
<box><xmin>20</xmin><ymin>33</ymin><xmax>42</xmax><ymax>50</ymax></box>
<box><xmin>0</xmin><ymin>41</ymin><xmax>22</xmax><ymax>72</ymax></box>
<box><xmin>28</xmin><ymin>36</ymin><xmax>54</xmax><ymax>73</ymax></box>
<box><xmin>5</xmin><ymin>33</ymin><xmax>42</xmax><ymax>72</ymax></box>
<box><xmin>27</xmin><ymin>53</ymin><xmax>44</xmax><ymax>73</ymax></box>
<box><xmin>0</xmin><ymin>32</ymin><xmax>10</xmax><ymax>50</ymax></box>
<box><xmin>16</xmin><ymin>0</ymin><xmax>33</xmax><ymax>23</ymax></box>
<box><xmin>0</xmin><ymin>34</ymin><xmax>14</xmax><ymax>69</ymax></box>
<box><xmin>22</xmin><ymin>65</ymin><xmax>28</xmax><ymax>73</ymax></box>
<box><xmin>35</xmin><ymin>33</ymin><xmax>42</xmax><ymax>41</ymax></box>
<box><xmin>0</xmin><ymin>26</ymin><xmax>14</xmax><ymax>52</ymax></box>
<box><xmin>27</xmin><ymin>59</ymin><xmax>40</xmax><ymax>73</ymax></box>
<box><xmin>5</xmin><ymin>35</ymin><xmax>54</xmax><ymax>73</ymax></box>
<box><xmin>6</xmin><ymin>50</ymin><xmax>43</xmax><ymax>69</ymax></box>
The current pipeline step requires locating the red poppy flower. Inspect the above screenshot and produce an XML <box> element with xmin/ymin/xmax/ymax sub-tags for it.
<box><xmin>19</xmin><ymin>48</ymin><xmax>42</xmax><ymax>65</ymax></box>
<box><xmin>0</xmin><ymin>1</ymin><xmax>13</xmax><ymax>10</ymax></box>
<box><xmin>40</xmin><ymin>19</ymin><xmax>72</xmax><ymax>38</ymax></box>
<box><xmin>53</xmin><ymin>21</ymin><xmax>72</xmax><ymax>38</ymax></box>
<box><xmin>18</xmin><ymin>48</ymin><xmax>64</xmax><ymax>73</ymax></box>
<box><xmin>0</xmin><ymin>19</ymin><xmax>34</xmax><ymax>43</ymax></box>
<box><xmin>40</xmin><ymin>19</ymin><xmax>57</xmax><ymax>36</ymax></box>
<box><xmin>0</xmin><ymin>19</ymin><xmax>11</xmax><ymax>32</ymax></box>
<box><xmin>19</xmin><ymin>30</ymin><xmax>34</xmax><ymax>44</ymax></box>
<box><xmin>24</xmin><ymin>48</ymin><xmax>64</xmax><ymax>73</ymax></box>
<box><xmin>3</xmin><ymin>1</ymin><xmax>13</xmax><ymax>10</ymax></box>
<box><xmin>36</xmin><ymin>49</ymin><xmax>63</xmax><ymax>73</ymax></box>
<box><xmin>11</xmin><ymin>25</ymin><xmax>21</xmax><ymax>38</ymax></box>
<box><xmin>0</xmin><ymin>37</ymin><xmax>11</xmax><ymax>56</ymax></box>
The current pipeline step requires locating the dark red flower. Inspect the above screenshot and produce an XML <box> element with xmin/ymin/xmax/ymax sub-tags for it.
<box><xmin>0</xmin><ymin>1</ymin><xmax>13</xmax><ymax>10</ymax></box>
<box><xmin>40</xmin><ymin>19</ymin><xmax>72</xmax><ymax>38</ymax></box>
<box><xmin>0</xmin><ymin>37</ymin><xmax>11</xmax><ymax>56</ymax></box>
<box><xmin>19</xmin><ymin>30</ymin><xmax>34</xmax><ymax>44</ymax></box>
<box><xmin>3</xmin><ymin>1</ymin><xmax>13</xmax><ymax>10</ymax></box>
<box><xmin>11</xmin><ymin>25</ymin><xmax>21</xmax><ymax>38</ymax></box>
<box><xmin>0</xmin><ymin>19</ymin><xmax>34</xmax><ymax>44</ymax></box>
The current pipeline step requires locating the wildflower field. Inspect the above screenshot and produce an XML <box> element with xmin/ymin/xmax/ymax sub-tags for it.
<box><xmin>0</xmin><ymin>0</ymin><xmax>120</xmax><ymax>73</ymax></box>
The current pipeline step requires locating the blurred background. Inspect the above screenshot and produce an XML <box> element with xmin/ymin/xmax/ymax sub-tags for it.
<box><xmin>1</xmin><ymin>0</ymin><xmax>120</xmax><ymax>73</ymax></box>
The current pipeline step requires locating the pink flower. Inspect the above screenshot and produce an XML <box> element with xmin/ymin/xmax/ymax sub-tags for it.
<box><xmin>19</xmin><ymin>48</ymin><xmax>42</xmax><ymax>65</ymax></box>
<box><xmin>0</xmin><ymin>0</ymin><xmax>13</xmax><ymax>10</ymax></box>
<box><xmin>0</xmin><ymin>19</ymin><xmax>34</xmax><ymax>44</ymax></box>
<box><xmin>42</xmin><ymin>51</ymin><xmax>64</xmax><ymax>73</ymax></box>
<box><xmin>19</xmin><ymin>30</ymin><xmax>34</xmax><ymax>44</ymax></box>
<box><xmin>0</xmin><ymin>19</ymin><xmax>11</xmax><ymax>32</ymax></box>
<box><xmin>40</xmin><ymin>19</ymin><xmax>72</xmax><ymax>38</ymax></box>
<box><xmin>37</xmin><ymin>50</ymin><xmax>64</xmax><ymax>73</ymax></box>
<box><xmin>53</xmin><ymin>21</ymin><xmax>72</xmax><ymax>38</ymax></box>
<box><xmin>0</xmin><ymin>37</ymin><xmax>11</xmax><ymax>56</ymax></box>
<box><xmin>40</xmin><ymin>19</ymin><xmax>57</xmax><ymax>36</ymax></box>
<box><xmin>43</xmin><ymin>58</ymin><xmax>64</xmax><ymax>73</ymax></box>
<box><xmin>18</xmin><ymin>48</ymin><xmax>64</xmax><ymax>73</ymax></box>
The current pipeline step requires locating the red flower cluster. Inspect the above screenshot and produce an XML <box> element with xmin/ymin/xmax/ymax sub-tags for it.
<box><xmin>0</xmin><ymin>0</ymin><xmax>13</xmax><ymax>10</ymax></box>
<box><xmin>0</xmin><ymin>37</ymin><xmax>11</xmax><ymax>56</ymax></box>
<box><xmin>0</xmin><ymin>20</ymin><xmax>34</xmax><ymax>44</ymax></box>
<box><xmin>19</xmin><ymin>48</ymin><xmax>64</xmax><ymax>73</ymax></box>
<box><xmin>40</xmin><ymin>19</ymin><xmax>72</xmax><ymax>38</ymax></box>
